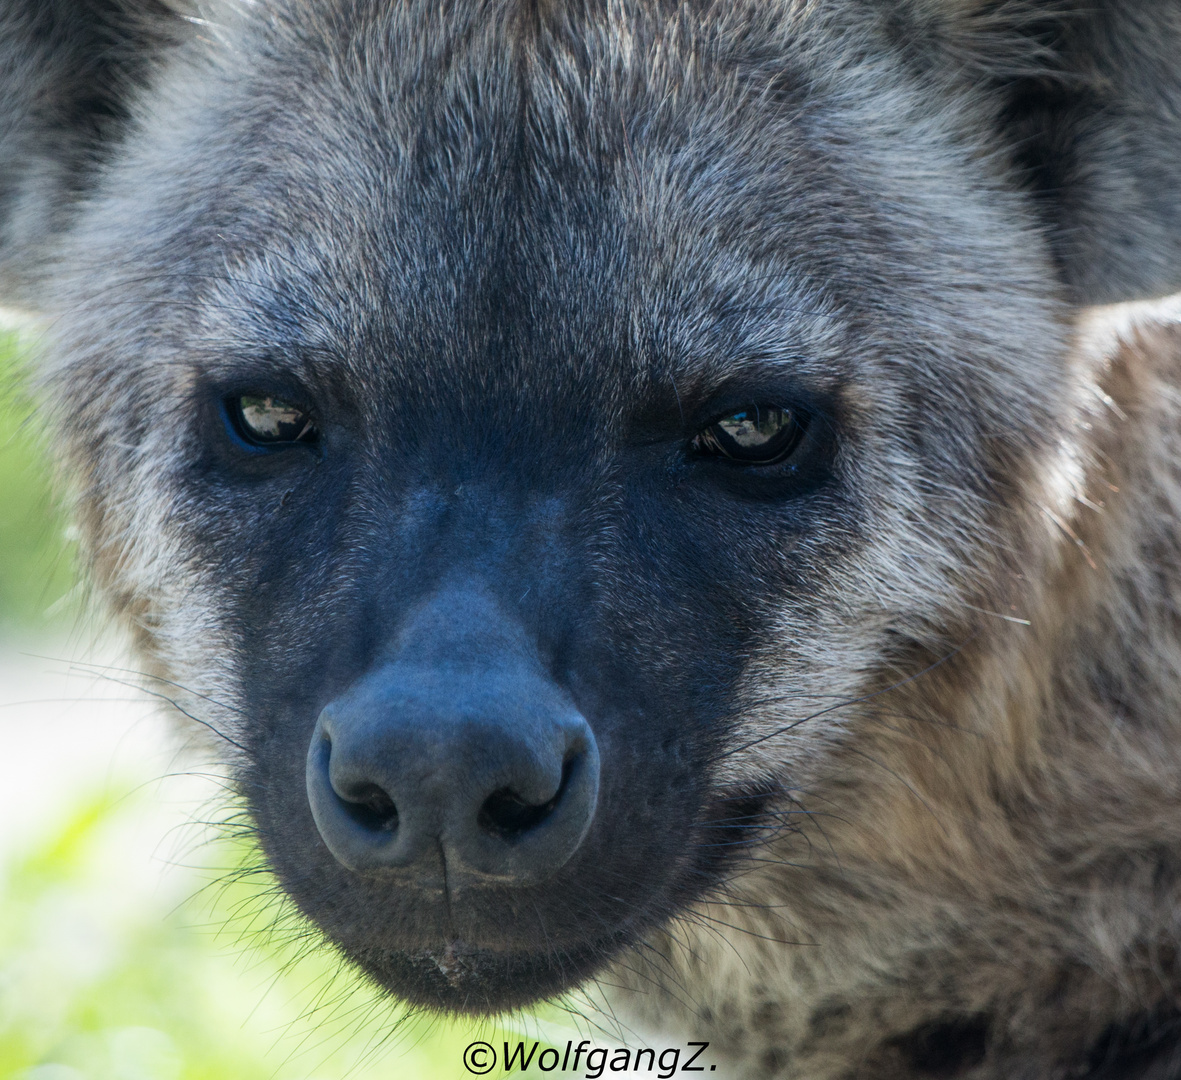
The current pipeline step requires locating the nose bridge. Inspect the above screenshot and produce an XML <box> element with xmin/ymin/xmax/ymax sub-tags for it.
<box><xmin>384</xmin><ymin>480</ymin><xmax>588</xmax><ymax>651</ymax></box>
<box><xmin>390</xmin><ymin>576</ymin><xmax>535</xmax><ymax>670</ymax></box>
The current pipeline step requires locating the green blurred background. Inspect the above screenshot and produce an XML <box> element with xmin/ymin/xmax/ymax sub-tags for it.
<box><xmin>0</xmin><ymin>327</ymin><xmax>562</xmax><ymax>1079</ymax></box>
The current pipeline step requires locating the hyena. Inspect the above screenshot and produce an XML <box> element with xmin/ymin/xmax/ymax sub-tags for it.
<box><xmin>4</xmin><ymin>0</ymin><xmax>1181</xmax><ymax>1076</ymax></box>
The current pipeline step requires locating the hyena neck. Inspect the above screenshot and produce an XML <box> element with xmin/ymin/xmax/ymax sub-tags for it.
<box><xmin>608</xmin><ymin>312</ymin><xmax>1181</xmax><ymax>1079</ymax></box>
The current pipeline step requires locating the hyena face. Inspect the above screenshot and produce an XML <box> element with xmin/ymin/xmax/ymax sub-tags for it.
<box><xmin>6</xmin><ymin>0</ymin><xmax>1181</xmax><ymax>1071</ymax></box>
<box><xmin>37</xmin><ymin>0</ymin><xmax>1064</xmax><ymax>1009</ymax></box>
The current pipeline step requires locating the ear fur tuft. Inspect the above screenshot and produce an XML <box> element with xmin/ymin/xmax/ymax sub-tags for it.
<box><xmin>0</xmin><ymin>0</ymin><xmax>189</xmax><ymax>301</ymax></box>
<box><xmin>915</xmin><ymin>0</ymin><xmax>1181</xmax><ymax>304</ymax></box>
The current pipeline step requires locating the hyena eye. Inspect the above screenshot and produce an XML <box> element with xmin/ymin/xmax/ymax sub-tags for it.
<box><xmin>225</xmin><ymin>394</ymin><xmax>319</xmax><ymax>449</ymax></box>
<box><xmin>691</xmin><ymin>405</ymin><xmax>806</xmax><ymax>465</ymax></box>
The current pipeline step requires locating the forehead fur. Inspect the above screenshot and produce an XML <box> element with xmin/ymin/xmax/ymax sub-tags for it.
<box><xmin>62</xmin><ymin>0</ymin><xmax>1063</xmax><ymax>410</ymax></box>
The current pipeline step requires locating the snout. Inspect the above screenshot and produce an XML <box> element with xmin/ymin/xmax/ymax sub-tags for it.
<box><xmin>304</xmin><ymin>587</ymin><xmax>600</xmax><ymax>886</ymax></box>
<box><xmin>252</xmin><ymin>581</ymin><xmax>720</xmax><ymax>1011</ymax></box>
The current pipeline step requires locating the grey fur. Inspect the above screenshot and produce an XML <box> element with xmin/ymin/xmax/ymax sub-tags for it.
<box><xmin>0</xmin><ymin>0</ymin><xmax>183</xmax><ymax>298</ymax></box>
<box><xmin>4</xmin><ymin>1</ymin><xmax>1181</xmax><ymax>1076</ymax></box>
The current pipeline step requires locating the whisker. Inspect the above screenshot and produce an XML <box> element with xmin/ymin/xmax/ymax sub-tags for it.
<box><xmin>718</xmin><ymin>631</ymin><xmax>980</xmax><ymax>761</ymax></box>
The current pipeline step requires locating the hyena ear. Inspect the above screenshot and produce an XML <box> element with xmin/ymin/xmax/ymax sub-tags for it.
<box><xmin>934</xmin><ymin>1</ymin><xmax>1181</xmax><ymax>305</ymax></box>
<box><xmin>0</xmin><ymin>0</ymin><xmax>188</xmax><ymax>305</ymax></box>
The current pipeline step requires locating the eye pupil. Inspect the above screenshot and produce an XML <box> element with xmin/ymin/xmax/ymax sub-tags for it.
<box><xmin>692</xmin><ymin>404</ymin><xmax>804</xmax><ymax>465</ymax></box>
<box><xmin>228</xmin><ymin>395</ymin><xmax>319</xmax><ymax>448</ymax></box>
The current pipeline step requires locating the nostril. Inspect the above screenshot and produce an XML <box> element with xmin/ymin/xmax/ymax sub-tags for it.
<box><xmin>339</xmin><ymin>782</ymin><xmax>399</xmax><ymax>833</ymax></box>
<box><xmin>307</xmin><ymin>715</ymin><xmax>422</xmax><ymax>873</ymax></box>
<box><xmin>478</xmin><ymin>756</ymin><xmax>576</xmax><ymax>841</ymax></box>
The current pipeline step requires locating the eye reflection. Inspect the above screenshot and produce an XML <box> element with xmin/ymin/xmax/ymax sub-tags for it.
<box><xmin>692</xmin><ymin>405</ymin><xmax>805</xmax><ymax>465</ymax></box>
<box><xmin>228</xmin><ymin>395</ymin><xmax>319</xmax><ymax>447</ymax></box>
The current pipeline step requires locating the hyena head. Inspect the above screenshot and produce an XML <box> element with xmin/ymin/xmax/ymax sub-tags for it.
<box><xmin>5</xmin><ymin>0</ymin><xmax>1181</xmax><ymax>1066</ymax></box>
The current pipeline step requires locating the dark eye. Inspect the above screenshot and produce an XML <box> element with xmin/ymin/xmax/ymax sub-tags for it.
<box><xmin>225</xmin><ymin>394</ymin><xmax>319</xmax><ymax>449</ymax></box>
<box><xmin>691</xmin><ymin>405</ymin><xmax>806</xmax><ymax>465</ymax></box>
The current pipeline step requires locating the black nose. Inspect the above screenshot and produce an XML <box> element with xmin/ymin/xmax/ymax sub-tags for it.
<box><xmin>305</xmin><ymin>586</ymin><xmax>600</xmax><ymax>886</ymax></box>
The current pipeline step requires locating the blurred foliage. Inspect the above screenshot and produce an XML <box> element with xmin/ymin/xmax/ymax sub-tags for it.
<box><xmin>0</xmin><ymin>329</ymin><xmax>561</xmax><ymax>1078</ymax></box>
<box><xmin>0</xmin><ymin>788</ymin><xmax>534</xmax><ymax>1080</ymax></box>
<box><xmin>0</xmin><ymin>328</ymin><xmax>77</xmax><ymax>634</ymax></box>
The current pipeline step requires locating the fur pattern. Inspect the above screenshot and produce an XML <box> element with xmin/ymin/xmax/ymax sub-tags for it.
<box><xmin>3</xmin><ymin>1</ymin><xmax>1181</xmax><ymax>1076</ymax></box>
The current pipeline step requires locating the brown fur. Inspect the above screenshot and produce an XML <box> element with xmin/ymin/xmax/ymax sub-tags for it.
<box><xmin>618</xmin><ymin>315</ymin><xmax>1181</xmax><ymax>1076</ymax></box>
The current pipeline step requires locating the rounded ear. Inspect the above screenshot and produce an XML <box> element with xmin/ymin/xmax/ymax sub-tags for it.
<box><xmin>930</xmin><ymin>0</ymin><xmax>1181</xmax><ymax>306</ymax></box>
<box><xmin>0</xmin><ymin>0</ymin><xmax>187</xmax><ymax>305</ymax></box>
